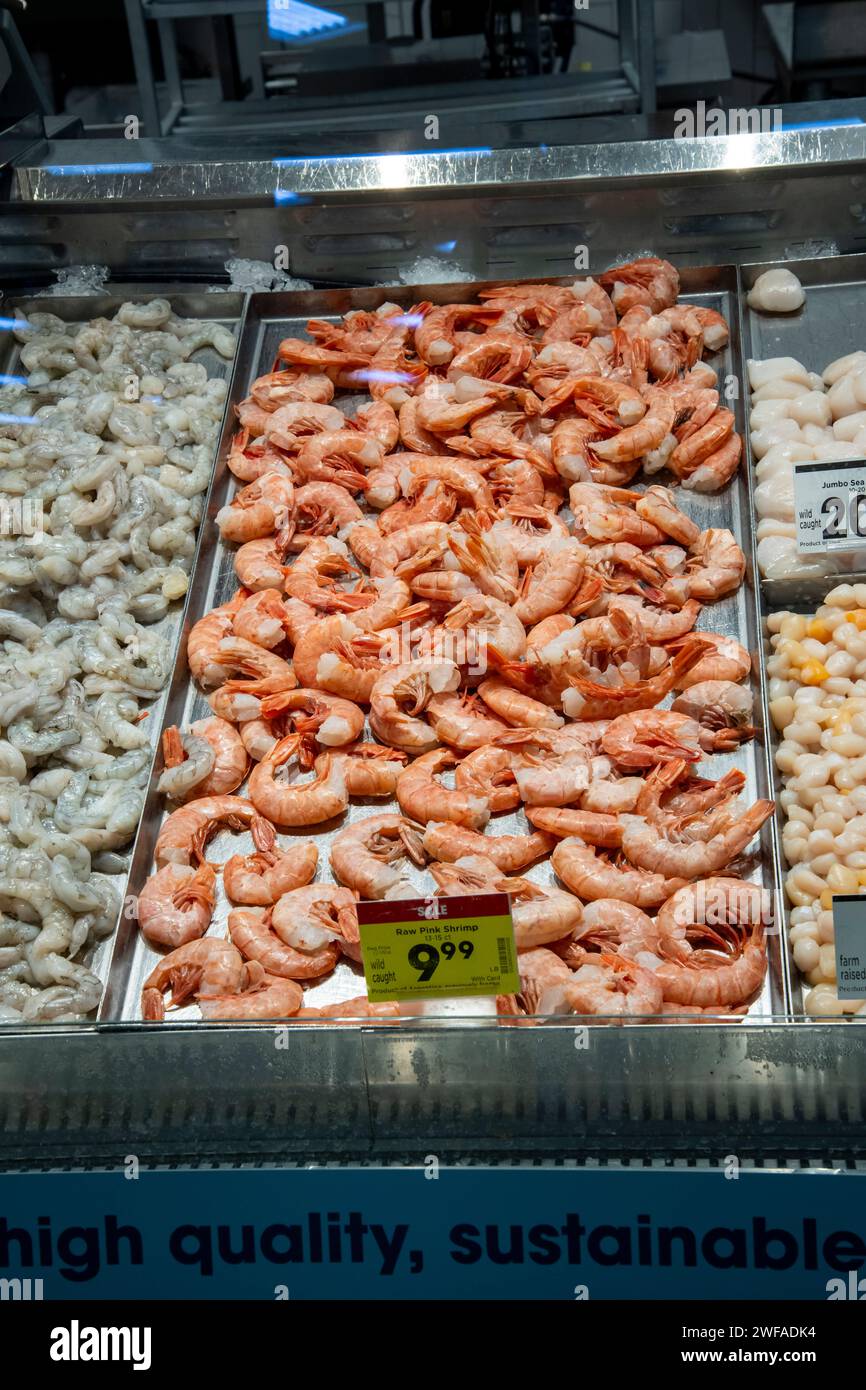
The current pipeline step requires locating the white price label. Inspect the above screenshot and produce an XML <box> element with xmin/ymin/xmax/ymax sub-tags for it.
<box><xmin>793</xmin><ymin>459</ymin><xmax>866</xmax><ymax>553</ymax></box>
<box><xmin>831</xmin><ymin>894</ymin><xmax>866</xmax><ymax>1000</ymax></box>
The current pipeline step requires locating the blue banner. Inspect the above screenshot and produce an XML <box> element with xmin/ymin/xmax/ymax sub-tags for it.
<box><xmin>1</xmin><ymin>1167</ymin><xmax>864</xmax><ymax>1300</ymax></box>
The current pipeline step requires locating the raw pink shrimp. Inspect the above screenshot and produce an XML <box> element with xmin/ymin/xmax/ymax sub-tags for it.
<box><xmin>491</xmin><ymin>508</ymin><xmax>571</xmax><ymax>568</ymax></box>
<box><xmin>307</xmin><ymin>307</ymin><xmax>402</xmax><ymax>355</ymax></box>
<box><xmin>588</xmin><ymin>390</ymin><xmax>677</xmax><ymax>465</ymax></box>
<box><xmin>541</xmin><ymin>302</ymin><xmax>606</xmax><ymax>345</ymax></box>
<box><xmin>160</xmin><ymin>718</ymin><xmax>248</xmax><ymax>800</ymax></box>
<box><xmin>671</xmin><ymin>680</ymin><xmax>755</xmax><ymax>748</ymax></box>
<box><xmin>512</xmin><ymin>538</ymin><xmax>586</xmax><ymax>625</ymax></box>
<box><xmin>209</xmin><ymin>672</ymin><xmax>297</xmax><ymax>724</ymax></box>
<box><xmin>235</xmin><ymin>402</ymin><xmax>275</xmax><ymax>436</ymax></box>
<box><xmin>601</xmin><ymin>710</ymin><xmax>704</xmax><ymax>768</ymax></box>
<box><xmin>398</xmin><ymin>397</ymin><xmax>448</xmax><ymax>454</ymax></box>
<box><xmin>597</xmin><ymin>257</ymin><xmax>679</xmax><ymax>314</ymax></box>
<box><xmin>449</xmin><ymin>331</ymin><xmax>533</xmax><ymax>382</ymax></box>
<box><xmin>476</xmin><ymin>677</ymin><xmax>564</xmax><ymax>731</ymax></box>
<box><xmin>234</xmin><ymin>527</ymin><xmax>293</xmax><ymax>591</ymax></box>
<box><xmin>682</xmin><ymin>432</ymin><xmax>742</xmax><ymax>492</ymax></box>
<box><xmin>356</xmin><ymin>308</ymin><xmax>428</xmax><ymax>406</ymax></box>
<box><xmin>424</xmin><ymin>690</ymin><xmax>511</xmax><ymax>750</ymax></box>
<box><xmin>248</xmin><ymin>734</ymin><xmax>348</xmax><ymax>827</ymax></box>
<box><xmin>526</xmin><ymin>805</ymin><xmax>624</xmax><ymax>848</ymax></box>
<box><xmin>689</xmin><ymin>306</ymin><xmax>729</xmax><ymax>351</ymax></box>
<box><xmin>250</xmin><ymin>368</ymin><xmax>335</xmax><ymax>410</ymax></box>
<box><xmin>549</xmin><ymin>417</ymin><xmax>598</xmax><ymax>482</ymax></box>
<box><xmin>552</xmin><ymin>377</ymin><xmax>646</xmax><ymax>428</ymax></box>
<box><xmin>526</xmin><ymin>341</ymin><xmax>600</xmax><ymax>397</ymax></box>
<box><xmin>291</xmin><ymin>481</ymin><xmax>364</xmax><ymax>545</ymax></box>
<box><xmin>187</xmin><ymin>592</ymin><xmax>248</xmax><ymax>689</ymax></box>
<box><xmin>351</xmin><ymin>398</ymin><xmax>400</xmax><ymax>450</ymax></box>
<box><xmin>506</xmin><ymin>734</ymin><xmax>592</xmax><ymax>808</ymax></box>
<box><xmin>329</xmin><ymin>813</ymin><xmax>425</xmax><ymax>898</ymax></box>
<box><xmin>291</xmin><ymin>614</ymin><xmax>383</xmax><ymax>701</ymax></box>
<box><xmin>282</xmin><ymin>537</ymin><xmax>364</xmax><ymax>612</ymax></box>
<box><xmin>515</xmin><ymin>946</ymin><xmax>573</xmax><ymax>1013</ymax></box>
<box><xmin>656</xmin><ymin>877</ymin><xmax>771</xmax><ymax>942</ymax></box>
<box><xmin>583</xmin><ymin>544</ymin><xmax>668</xmax><ymax>595</ymax></box>
<box><xmin>423</xmin><ymin>594</ymin><xmax>526</xmax><ymax>668</ymax></box>
<box><xmin>668</xmin><ymin>408</ymin><xmax>735</xmax><ymax>477</ymax></box>
<box><xmin>423</xmin><ymin>820</ymin><xmax>555</xmax><ymax>871</ymax></box>
<box><xmin>639</xmin><ymin>763</ymin><xmax>747</xmax><ymax>828</ymax></box>
<box><xmin>232</xmin><ymin>589</ymin><xmax>295</xmax><ymax>649</ymax></box>
<box><xmin>396</xmin><ymin>749</ymin><xmax>490</xmax><ymax>830</ymax></box>
<box><xmin>414</xmin><ymin>303</ymin><xmax>499</xmax><ymax>366</ymax></box>
<box><xmin>540</xmin><ymin>954</ymin><xmax>664</xmax><ymax>1018</ymax></box>
<box><xmin>634</xmin><ymin>484</ymin><xmax>701</xmax><ymax>547</ymax></box>
<box><xmin>369</xmin><ymin>658</ymin><xmax>460</xmax><ymax>753</ymax></box>
<box><xmin>403</xmin><ymin>457</ymin><xmax>495</xmax><ymax>512</ymax></box>
<box><xmin>568</xmin><ymin>482</ymin><xmax>665</xmax><ymax>547</ymax></box>
<box><xmin>551</xmin><ymin>837</ymin><xmax>687</xmax><ymax>909</ymax></box>
<box><xmin>525</xmin><ymin>612</ymin><xmax>575</xmax><ymax>656</ymax></box>
<box><xmin>605</xmin><ymin>594</ymin><xmax>702</xmax><ymax>643</ymax></box>
<box><xmin>416</xmin><ymin>386</ymin><xmax>498</xmax><ymax>435</ymax></box>
<box><xmin>264</xmin><ymin>401</ymin><xmax>345</xmax><ymax>452</ymax></box>
<box><xmin>454</xmin><ymin>744</ymin><xmax>520</xmax><ymax>813</ymax></box>
<box><xmin>467</xmin><ymin>409</ymin><xmax>548</xmax><ymax>467</ymax></box>
<box><xmin>294</xmin><ymin>430</ymin><xmax>380</xmax><ymax>488</ymax></box>
<box><xmin>378</xmin><ymin>481</ymin><xmax>457</xmax><ymax>533</ymax></box>
<box><xmin>136</xmin><ymin>863</ymin><xmax>217</xmax><ymax>949</ymax></box>
<box><xmin>228</xmin><ymin>428</ymin><xmax>293</xmax><ymax>482</ymax></box>
<box><xmin>223</xmin><ymin>821</ymin><xmax>318</xmax><ymax>905</ymax></box>
<box><xmin>351</xmin><ymin>579</ymin><xmax>418</xmax><ymax>633</ymax></box>
<box><xmin>155</xmin><ymin>796</ymin><xmax>261</xmax><ymax>867</ymax></box>
<box><xmin>141</xmin><ymin>936</ymin><xmax>246</xmax><ymax>1020</ymax></box>
<box><xmin>277</xmin><ymin>337</ymin><xmax>370</xmax><ymax>370</ymax></box>
<box><xmin>666</xmin><ymin>632</ymin><xmax>751</xmax><ymax>689</ymax></box>
<box><xmin>561</xmin><ymin>637</ymin><xmax>711</xmax><ymax>720</ymax></box>
<box><xmin>229</xmin><ymin>906</ymin><xmax>340</xmax><ymax>980</ymax></box>
<box><xmin>322</xmin><ymin>742</ymin><xmax>408</xmax><ymax>796</ymax></box>
<box><xmin>444</xmin><ymin>531</ymin><xmax>519</xmax><ymax>607</ymax></box>
<box><xmin>654</xmin><ymin>924</ymin><xmax>766</xmax><ymax>1009</ymax></box>
<box><xmin>258</xmin><ymin>687</ymin><xmax>365</xmax><ymax>747</ymax></box>
<box><xmin>572</xmin><ymin>899</ymin><xmax>662</xmax><ymax>963</ymax></box>
<box><xmin>619</xmin><ymin>799</ymin><xmax>774</xmax><ymax>880</ymax></box>
<box><xmin>347</xmin><ymin>519</ymin><xmax>448</xmax><ymax>574</ymax></box>
<box><xmin>271</xmin><ymin>883</ymin><xmax>360</xmax><ymax>958</ymax></box>
<box><xmin>212</xmin><ymin>636</ymin><xmax>295</xmax><ymax>687</ymax></box>
<box><xmin>199</xmin><ymin>970</ymin><xmax>304</xmax><ymax>1021</ymax></box>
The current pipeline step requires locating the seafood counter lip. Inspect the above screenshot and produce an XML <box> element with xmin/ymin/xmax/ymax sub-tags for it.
<box><xmin>0</xmin><ymin>291</ymin><xmax>246</xmax><ymax>1023</ymax></box>
<box><xmin>101</xmin><ymin>264</ymin><xmax>789</xmax><ymax>1027</ymax></box>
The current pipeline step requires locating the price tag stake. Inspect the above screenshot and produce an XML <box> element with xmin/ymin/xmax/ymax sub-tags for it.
<box><xmin>357</xmin><ymin>892</ymin><xmax>519</xmax><ymax>1002</ymax></box>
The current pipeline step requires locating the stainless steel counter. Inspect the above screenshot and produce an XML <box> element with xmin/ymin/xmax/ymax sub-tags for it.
<box><xmin>3</xmin><ymin>129</ymin><xmax>866</xmax><ymax>1167</ymax></box>
<box><xmin>5</xmin><ymin>122</ymin><xmax>866</xmax><ymax>293</ymax></box>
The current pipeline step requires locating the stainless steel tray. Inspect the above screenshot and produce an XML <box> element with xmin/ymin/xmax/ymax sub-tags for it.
<box><xmin>103</xmin><ymin>269</ymin><xmax>788</xmax><ymax>1024</ymax></box>
<box><xmin>742</xmin><ymin>253</ymin><xmax>866</xmax><ymax>1013</ymax></box>
<box><xmin>742</xmin><ymin>251</ymin><xmax>866</xmax><ymax>610</ymax></box>
<box><xmin>0</xmin><ymin>292</ymin><xmax>246</xmax><ymax>1005</ymax></box>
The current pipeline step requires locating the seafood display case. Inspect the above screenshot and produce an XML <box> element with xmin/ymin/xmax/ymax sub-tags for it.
<box><xmin>3</xmin><ymin>127</ymin><xmax>866</xmax><ymax>1169</ymax></box>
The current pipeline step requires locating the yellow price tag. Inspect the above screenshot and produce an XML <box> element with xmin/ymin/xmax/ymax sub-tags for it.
<box><xmin>357</xmin><ymin>892</ymin><xmax>519</xmax><ymax>1002</ymax></box>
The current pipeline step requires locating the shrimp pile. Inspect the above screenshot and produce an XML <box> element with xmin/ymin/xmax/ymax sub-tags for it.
<box><xmin>768</xmin><ymin>583</ymin><xmax>866</xmax><ymax>1018</ymax></box>
<box><xmin>0</xmin><ymin>302</ymin><xmax>235</xmax><ymax>1022</ymax></box>
<box><xmin>135</xmin><ymin>263</ymin><xmax>769</xmax><ymax>1023</ymax></box>
<box><xmin>749</xmin><ymin>343</ymin><xmax>866</xmax><ymax>581</ymax></box>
